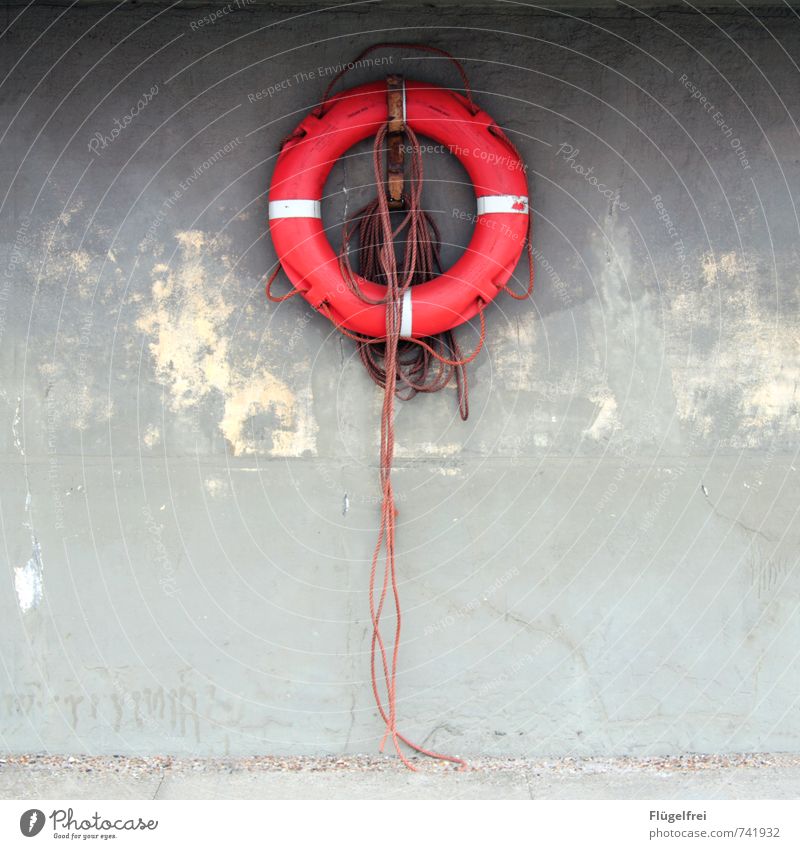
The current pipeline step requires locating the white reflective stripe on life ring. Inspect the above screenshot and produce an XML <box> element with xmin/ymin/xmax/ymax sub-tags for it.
<box><xmin>400</xmin><ymin>289</ymin><xmax>413</xmax><ymax>337</ymax></box>
<box><xmin>268</xmin><ymin>199</ymin><xmax>322</xmax><ymax>219</ymax></box>
<box><xmin>476</xmin><ymin>195</ymin><xmax>529</xmax><ymax>215</ymax></box>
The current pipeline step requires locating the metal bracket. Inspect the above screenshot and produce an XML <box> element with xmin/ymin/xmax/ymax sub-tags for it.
<box><xmin>386</xmin><ymin>75</ymin><xmax>405</xmax><ymax>210</ymax></box>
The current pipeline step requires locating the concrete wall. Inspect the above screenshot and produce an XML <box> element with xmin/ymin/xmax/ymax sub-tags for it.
<box><xmin>2</xmin><ymin>3</ymin><xmax>799</xmax><ymax>759</ymax></box>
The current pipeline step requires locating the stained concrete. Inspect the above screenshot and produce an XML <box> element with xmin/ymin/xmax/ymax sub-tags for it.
<box><xmin>1</xmin><ymin>4</ymin><xmax>799</xmax><ymax>761</ymax></box>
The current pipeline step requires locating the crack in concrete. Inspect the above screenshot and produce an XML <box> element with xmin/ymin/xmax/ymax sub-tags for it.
<box><xmin>700</xmin><ymin>481</ymin><xmax>776</xmax><ymax>543</ymax></box>
<box><xmin>151</xmin><ymin>772</ymin><xmax>166</xmax><ymax>800</ymax></box>
<box><xmin>421</xmin><ymin>722</ymin><xmax>462</xmax><ymax>748</ymax></box>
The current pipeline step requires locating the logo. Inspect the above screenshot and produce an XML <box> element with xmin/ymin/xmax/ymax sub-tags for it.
<box><xmin>19</xmin><ymin>809</ymin><xmax>45</xmax><ymax>837</ymax></box>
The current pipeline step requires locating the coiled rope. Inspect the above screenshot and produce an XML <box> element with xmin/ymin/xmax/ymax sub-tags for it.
<box><xmin>267</xmin><ymin>45</ymin><xmax>533</xmax><ymax>770</ymax></box>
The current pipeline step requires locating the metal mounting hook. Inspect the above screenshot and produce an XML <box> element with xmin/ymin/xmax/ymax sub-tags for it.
<box><xmin>386</xmin><ymin>75</ymin><xmax>406</xmax><ymax>210</ymax></box>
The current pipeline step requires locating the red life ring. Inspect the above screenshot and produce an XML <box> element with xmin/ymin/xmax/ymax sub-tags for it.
<box><xmin>268</xmin><ymin>79</ymin><xmax>529</xmax><ymax>339</ymax></box>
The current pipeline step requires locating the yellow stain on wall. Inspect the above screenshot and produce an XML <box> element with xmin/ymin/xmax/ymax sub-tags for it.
<box><xmin>137</xmin><ymin>230</ymin><xmax>318</xmax><ymax>456</ymax></box>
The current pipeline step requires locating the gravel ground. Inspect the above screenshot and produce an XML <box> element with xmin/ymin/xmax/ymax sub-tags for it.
<box><xmin>2</xmin><ymin>753</ymin><xmax>799</xmax><ymax>799</ymax></box>
<box><xmin>3</xmin><ymin>752</ymin><xmax>799</xmax><ymax>775</ymax></box>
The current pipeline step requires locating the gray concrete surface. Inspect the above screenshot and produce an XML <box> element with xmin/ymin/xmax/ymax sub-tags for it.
<box><xmin>30</xmin><ymin>1</ymin><xmax>800</xmax><ymax>10</ymax></box>
<box><xmin>2</xmin><ymin>755</ymin><xmax>799</xmax><ymax>800</ymax></box>
<box><xmin>1</xmin><ymin>3</ymin><xmax>800</xmax><ymax>763</ymax></box>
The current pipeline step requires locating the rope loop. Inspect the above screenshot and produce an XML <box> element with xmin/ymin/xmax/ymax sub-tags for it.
<box><xmin>504</xmin><ymin>220</ymin><xmax>535</xmax><ymax>300</ymax></box>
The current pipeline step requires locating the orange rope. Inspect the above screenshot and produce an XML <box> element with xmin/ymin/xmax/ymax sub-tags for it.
<box><xmin>267</xmin><ymin>47</ymin><xmax>535</xmax><ymax>769</ymax></box>
<box><xmin>351</xmin><ymin>124</ymin><xmax>468</xmax><ymax>770</ymax></box>
<box><xmin>504</xmin><ymin>225</ymin><xmax>535</xmax><ymax>300</ymax></box>
<box><xmin>265</xmin><ymin>265</ymin><xmax>299</xmax><ymax>302</ymax></box>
